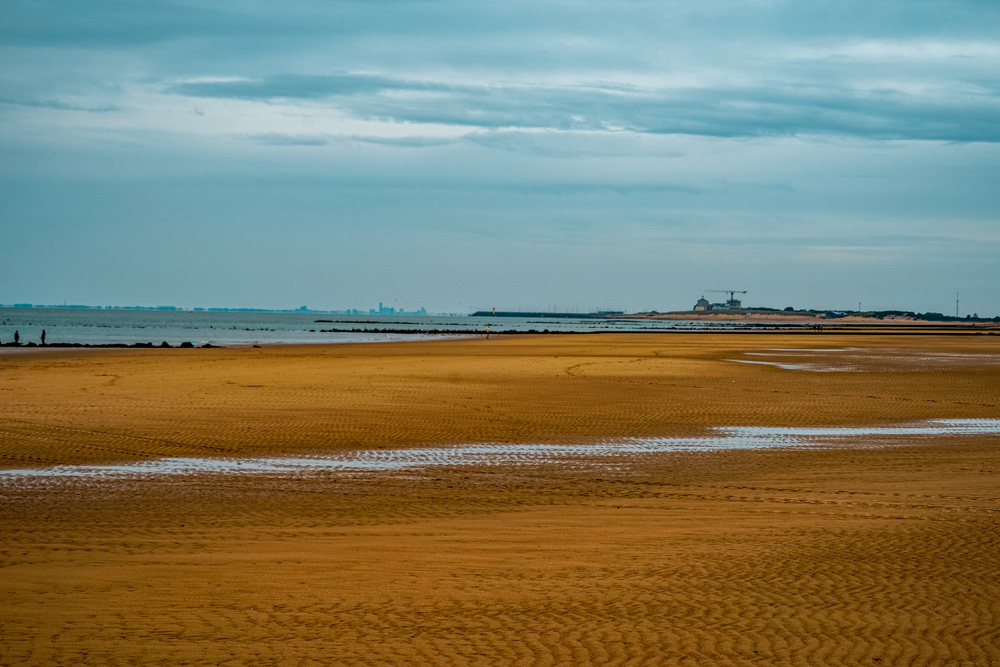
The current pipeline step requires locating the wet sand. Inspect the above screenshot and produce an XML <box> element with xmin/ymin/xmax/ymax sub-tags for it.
<box><xmin>2</xmin><ymin>334</ymin><xmax>999</xmax><ymax>665</ymax></box>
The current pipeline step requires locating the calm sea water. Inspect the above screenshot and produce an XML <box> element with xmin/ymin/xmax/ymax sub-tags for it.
<box><xmin>0</xmin><ymin>307</ymin><xmax>733</xmax><ymax>347</ymax></box>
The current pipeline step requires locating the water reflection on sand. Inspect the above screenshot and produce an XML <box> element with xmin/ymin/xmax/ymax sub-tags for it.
<box><xmin>2</xmin><ymin>419</ymin><xmax>998</xmax><ymax>482</ymax></box>
<box><xmin>729</xmin><ymin>348</ymin><xmax>1000</xmax><ymax>372</ymax></box>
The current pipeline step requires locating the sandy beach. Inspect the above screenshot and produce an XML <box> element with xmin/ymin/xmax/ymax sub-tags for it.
<box><xmin>2</xmin><ymin>334</ymin><xmax>998</xmax><ymax>665</ymax></box>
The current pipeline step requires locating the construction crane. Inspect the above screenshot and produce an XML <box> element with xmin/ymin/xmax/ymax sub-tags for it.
<box><xmin>706</xmin><ymin>290</ymin><xmax>747</xmax><ymax>309</ymax></box>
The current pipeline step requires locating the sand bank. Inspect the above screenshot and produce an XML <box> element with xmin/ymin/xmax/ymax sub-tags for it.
<box><xmin>1</xmin><ymin>334</ymin><xmax>998</xmax><ymax>665</ymax></box>
<box><xmin>1</xmin><ymin>333</ymin><xmax>998</xmax><ymax>467</ymax></box>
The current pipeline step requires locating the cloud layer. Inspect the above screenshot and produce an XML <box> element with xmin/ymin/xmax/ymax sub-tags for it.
<box><xmin>168</xmin><ymin>71</ymin><xmax>1000</xmax><ymax>142</ymax></box>
<box><xmin>1</xmin><ymin>0</ymin><xmax>999</xmax><ymax>313</ymax></box>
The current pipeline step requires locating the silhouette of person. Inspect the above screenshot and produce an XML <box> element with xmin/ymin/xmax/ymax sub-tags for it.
<box><xmin>14</xmin><ymin>330</ymin><xmax>20</xmax><ymax>344</ymax></box>
<box><xmin>41</xmin><ymin>329</ymin><xmax>46</xmax><ymax>345</ymax></box>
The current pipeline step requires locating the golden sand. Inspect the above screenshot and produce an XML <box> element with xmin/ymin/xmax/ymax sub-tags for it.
<box><xmin>1</xmin><ymin>334</ymin><xmax>998</xmax><ymax>665</ymax></box>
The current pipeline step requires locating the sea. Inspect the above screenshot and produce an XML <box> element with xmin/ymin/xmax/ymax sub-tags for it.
<box><xmin>0</xmin><ymin>307</ymin><xmax>745</xmax><ymax>347</ymax></box>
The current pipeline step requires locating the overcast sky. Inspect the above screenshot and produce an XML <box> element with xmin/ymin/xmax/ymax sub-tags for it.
<box><xmin>2</xmin><ymin>0</ymin><xmax>998</xmax><ymax>314</ymax></box>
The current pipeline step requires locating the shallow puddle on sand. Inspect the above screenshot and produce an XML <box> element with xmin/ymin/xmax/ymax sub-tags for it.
<box><xmin>730</xmin><ymin>348</ymin><xmax>1000</xmax><ymax>372</ymax></box>
<box><xmin>727</xmin><ymin>358</ymin><xmax>852</xmax><ymax>372</ymax></box>
<box><xmin>730</xmin><ymin>348</ymin><xmax>862</xmax><ymax>371</ymax></box>
<box><xmin>751</xmin><ymin>348</ymin><xmax>856</xmax><ymax>353</ymax></box>
<box><xmin>2</xmin><ymin>419</ymin><xmax>999</xmax><ymax>482</ymax></box>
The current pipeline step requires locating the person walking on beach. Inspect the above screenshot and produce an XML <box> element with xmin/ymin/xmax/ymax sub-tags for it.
<box><xmin>41</xmin><ymin>329</ymin><xmax>46</xmax><ymax>345</ymax></box>
<box><xmin>14</xmin><ymin>330</ymin><xmax>19</xmax><ymax>344</ymax></box>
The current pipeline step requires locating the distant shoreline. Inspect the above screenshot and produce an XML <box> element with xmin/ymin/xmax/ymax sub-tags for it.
<box><xmin>5</xmin><ymin>305</ymin><xmax>997</xmax><ymax>323</ymax></box>
<box><xmin>615</xmin><ymin>310</ymin><xmax>1000</xmax><ymax>325</ymax></box>
<box><xmin>2</xmin><ymin>321</ymin><xmax>997</xmax><ymax>353</ymax></box>
<box><xmin>0</xmin><ymin>341</ymin><xmax>220</xmax><ymax>349</ymax></box>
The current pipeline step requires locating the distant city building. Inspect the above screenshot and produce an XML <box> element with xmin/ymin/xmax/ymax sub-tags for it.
<box><xmin>363</xmin><ymin>302</ymin><xmax>427</xmax><ymax>316</ymax></box>
<box><xmin>694</xmin><ymin>297</ymin><xmax>711</xmax><ymax>311</ymax></box>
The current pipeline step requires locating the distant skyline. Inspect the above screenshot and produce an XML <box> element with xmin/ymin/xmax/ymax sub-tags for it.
<box><xmin>0</xmin><ymin>298</ymin><xmax>986</xmax><ymax>319</ymax></box>
<box><xmin>2</xmin><ymin>1</ymin><xmax>998</xmax><ymax>316</ymax></box>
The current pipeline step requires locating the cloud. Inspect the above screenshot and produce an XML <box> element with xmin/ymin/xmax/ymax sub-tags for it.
<box><xmin>167</xmin><ymin>73</ymin><xmax>453</xmax><ymax>100</ymax></box>
<box><xmin>168</xmin><ymin>74</ymin><xmax>1000</xmax><ymax>142</ymax></box>
<box><xmin>0</xmin><ymin>95</ymin><xmax>121</xmax><ymax>113</ymax></box>
<box><xmin>348</xmin><ymin>135</ymin><xmax>459</xmax><ymax>148</ymax></box>
<box><xmin>7</xmin><ymin>0</ymin><xmax>1000</xmax><ymax>144</ymax></box>
<box><xmin>463</xmin><ymin>130</ymin><xmax>686</xmax><ymax>159</ymax></box>
<box><xmin>239</xmin><ymin>132</ymin><xmax>460</xmax><ymax>148</ymax></box>
<box><xmin>243</xmin><ymin>133</ymin><xmax>328</xmax><ymax>146</ymax></box>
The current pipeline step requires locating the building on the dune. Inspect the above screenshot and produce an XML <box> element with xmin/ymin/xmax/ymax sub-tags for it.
<box><xmin>693</xmin><ymin>296</ymin><xmax>743</xmax><ymax>311</ymax></box>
